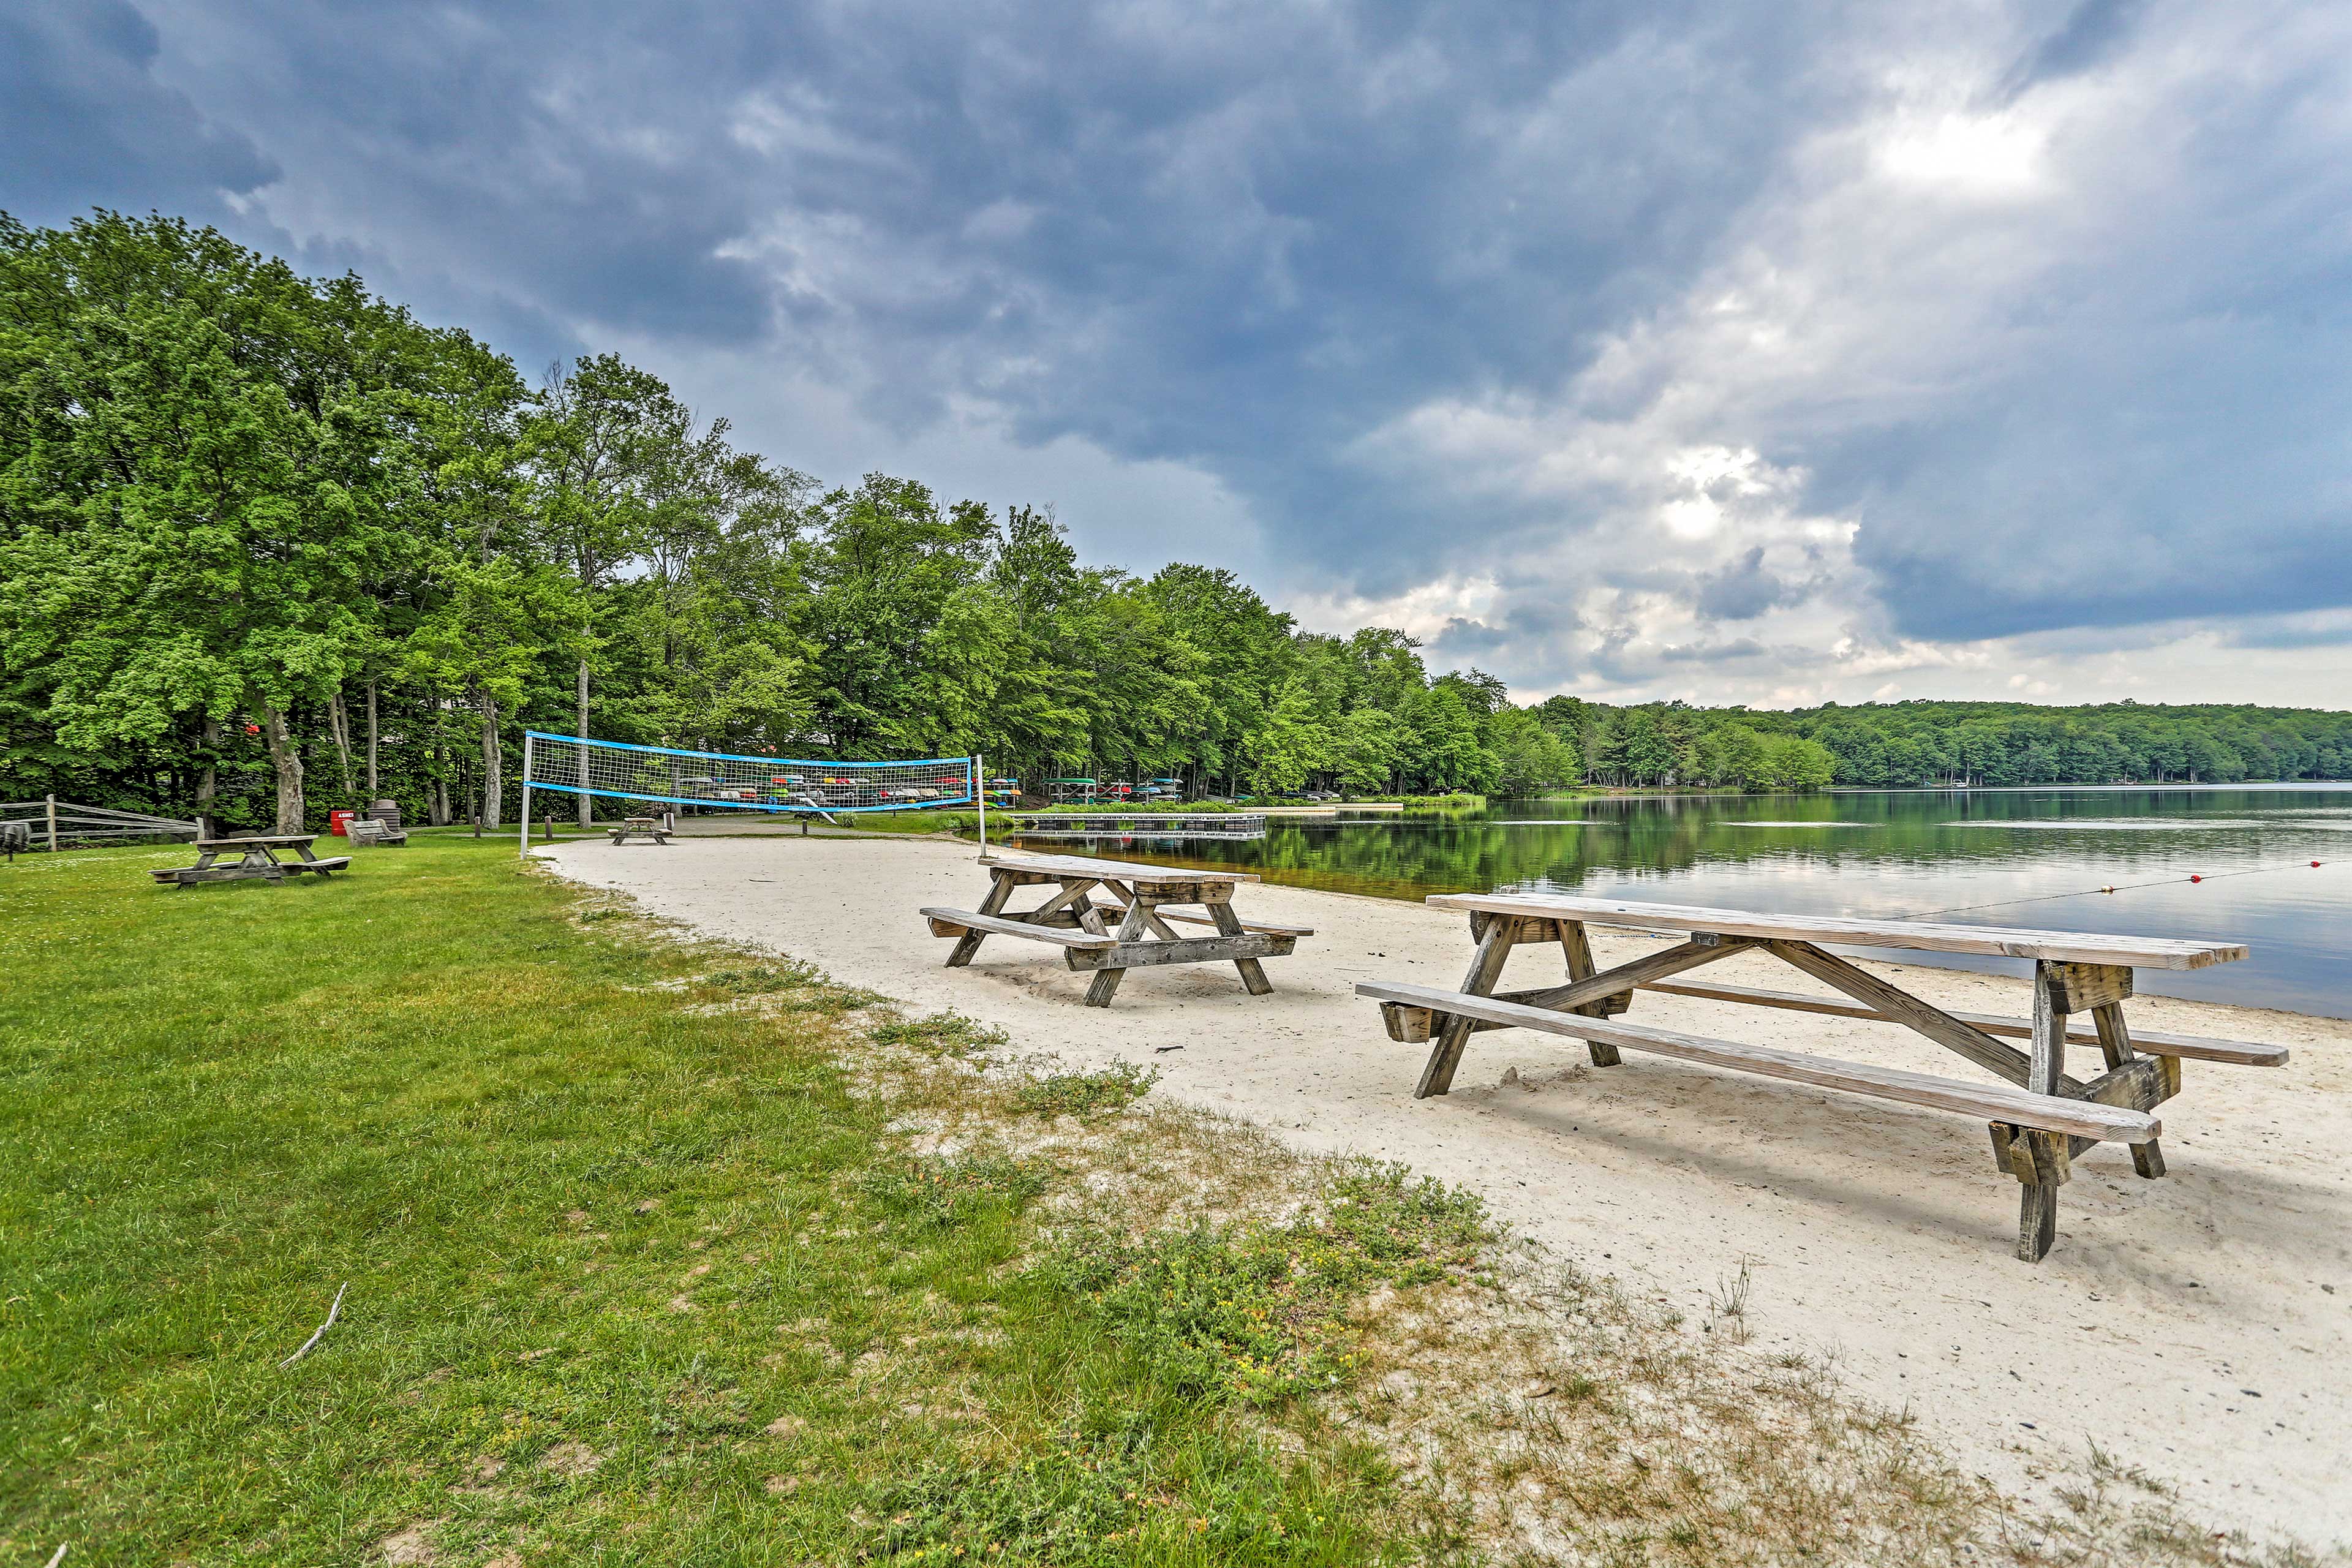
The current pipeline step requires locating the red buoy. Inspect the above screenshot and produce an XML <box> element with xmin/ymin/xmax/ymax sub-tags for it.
<box><xmin>2188</xmin><ymin>874</ymin><xmax>2203</xmax><ymax>883</ymax></box>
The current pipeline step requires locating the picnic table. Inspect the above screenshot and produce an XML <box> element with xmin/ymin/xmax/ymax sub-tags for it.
<box><xmin>149</xmin><ymin>835</ymin><xmax>352</xmax><ymax>888</ymax></box>
<box><xmin>922</xmin><ymin>851</ymin><xmax>1312</xmax><ymax>1007</ymax></box>
<box><xmin>1357</xmin><ymin>892</ymin><xmax>2285</xmax><ymax>1261</ymax></box>
<box><xmin>607</xmin><ymin>816</ymin><xmax>671</xmax><ymax>845</ymax></box>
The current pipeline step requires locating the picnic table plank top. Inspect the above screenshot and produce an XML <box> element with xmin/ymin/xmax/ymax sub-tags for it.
<box><xmin>979</xmin><ymin>851</ymin><xmax>1257</xmax><ymax>884</ymax></box>
<box><xmin>195</xmin><ymin>834</ymin><xmax>317</xmax><ymax>847</ymax></box>
<box><xmin>1425</xmin><ymin>891</ymin><xmax>2247</xmax><ymax>970</ymax></box>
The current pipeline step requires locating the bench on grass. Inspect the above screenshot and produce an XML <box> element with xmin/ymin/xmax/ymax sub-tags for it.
<box><xmin>608</xmin><ymin>816</ymin><xmax>671</xmax><ymax>845</ymax></box>
<box><xmin>922</xmin><ymin>851</ymin><xmax>1306</xmax><ymax>1007</ymax></box>
<box><xmin>1359</xmin><ymin>892</ymin><xmax>2274</xmax><ymax>1262</ymax></box>
<box><xmin>151</xmin><ymin>835</ymin><xmax>351</xmax><ymax>887</ymax></box>
<box><xmin>355</xmin><ymin>799</ymin><xmax>409</xmax><ymax>846</ymax></box>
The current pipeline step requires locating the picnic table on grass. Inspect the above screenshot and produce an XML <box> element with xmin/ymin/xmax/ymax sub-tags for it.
<box><xmin>1357</xmin><ymin>892</ymin><xmax>2285</xmax><ymax>1262</ymax></box>
<box><xmin>922</xmin><ymin>851</ymin><xmax>1311</xmax><ymax>1008</ymax></box>
<box><xmin>150</xmin><ymin>835</ymin><xmax>351</xmax><ymax>888</ymax></box>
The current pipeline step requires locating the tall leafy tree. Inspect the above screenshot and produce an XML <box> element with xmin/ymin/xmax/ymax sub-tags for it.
<box><xmin>0</xmin><ymin>214</ymin><xmax>435</xmax><ymax>830</ymax></box>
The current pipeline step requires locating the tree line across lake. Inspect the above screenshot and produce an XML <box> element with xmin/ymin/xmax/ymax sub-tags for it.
<box><xmin>3</xmin><ymin>213</ymin><xmax>2347</xmax><ymax>833</ymax></box>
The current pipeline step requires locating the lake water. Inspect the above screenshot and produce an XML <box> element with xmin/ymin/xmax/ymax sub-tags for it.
<box><xmin>998</xmin><ymin>786</ymin><xmax>2352</xmax><ymax>1017</ymax></box>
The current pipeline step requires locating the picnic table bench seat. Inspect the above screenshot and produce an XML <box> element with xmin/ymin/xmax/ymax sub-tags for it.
<box><xmin>925</xmin><ymin>852</ymin><xmax>1304</xmax><ymax>1006</ymax></box>
<box><xmin>1358</xmin><ymin>980</ymin><xmax>2162</xmax><ymax>1145</ymax></box>
<box><xmin>1359</xmin><ymin>890</ymin><xmax>2274</xmax><ymax>1262</ymax></box>
<box><xmin>922</xmin><ymin>907</ymin><xmax>1118</xmax><ymax>948</ymax></box>
<box><xmin>146</xmin><ymin>856</ymin><xmax>353</xmax><ymax>882</ymax></box>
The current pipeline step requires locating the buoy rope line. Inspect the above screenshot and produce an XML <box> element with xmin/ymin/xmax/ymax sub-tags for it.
<box><xmin>1901</xmin><ymin>857</ymin><xmax>2333</xmax><ymax>922</ymax></box>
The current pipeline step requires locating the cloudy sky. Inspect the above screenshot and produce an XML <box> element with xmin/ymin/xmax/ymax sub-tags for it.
<box><xmin>8</xmin><ymin>0</ymin><xmax>2351</xmax><ymax>707</ymax></box>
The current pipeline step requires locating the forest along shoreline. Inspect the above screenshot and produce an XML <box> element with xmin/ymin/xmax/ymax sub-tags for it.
<box><xmin>7</xmin><ymin>217</ymin><xmax>2351</xmax><ymax>845</ymax></box>
<box><xmin>540</xmin><ymin>832</ymin><xmax>2352</xmax><ymax>1547</ymax></box>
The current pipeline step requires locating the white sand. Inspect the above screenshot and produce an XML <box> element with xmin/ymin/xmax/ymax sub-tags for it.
<box><xmin>540</xmin><ymin>834</ymin><xmax>2352</xmax><ymax>1543</ymax></box>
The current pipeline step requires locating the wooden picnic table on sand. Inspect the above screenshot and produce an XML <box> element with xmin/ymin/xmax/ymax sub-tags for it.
<box><xmin>607</xmin><ymin>816</ymin><xmax>671</xmax><ymax>845</ymax></box>
<box><xmin>150</xmin><ymin>834</ymin><xmax>351</xmax><ymax>888</ymax></box>
<box><xmin>922</xmin><ymin>851</ymin><xmax>1311</xmax><ymax>1008</ymax></box>
<box><xmin>1358</xmin><ymin>892</ymin><xmax>2285</xmax><ymax>1262</ymax></box>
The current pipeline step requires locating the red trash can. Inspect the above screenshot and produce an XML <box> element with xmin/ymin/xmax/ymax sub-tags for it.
<box><xmin>328</xmin><ymin>809</ymin><xmax>355</xmax><ymax>837</ymax></box>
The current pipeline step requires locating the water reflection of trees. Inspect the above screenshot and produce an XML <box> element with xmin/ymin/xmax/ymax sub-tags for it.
<box><xmin>1090</xmin><ymin>789</ymin><xmax>2342</xmax><ymax>902</ymax></box>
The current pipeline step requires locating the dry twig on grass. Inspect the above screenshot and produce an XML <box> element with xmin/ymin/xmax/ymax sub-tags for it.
<box><xmin>279</xmin><ymin>1282</ymin><xmax>348</xmax><ymax>1369</ymax></box>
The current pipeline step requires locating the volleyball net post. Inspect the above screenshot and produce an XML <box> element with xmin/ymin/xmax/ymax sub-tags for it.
<box><xmin>517</xmin><ymin>732</ymin><xmax>978</xmax><ymax>858</ymax></box>
<box><xmin>518</xmin><ymin>731</ymin><xmax>535</xmax><ymax>860</ymax></box>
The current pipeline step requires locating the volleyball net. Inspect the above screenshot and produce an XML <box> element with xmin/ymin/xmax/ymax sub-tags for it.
<box><xmin>521</xmin><ymin>732</ymin><xmax>978</xmax><ymax>821</ymax></box>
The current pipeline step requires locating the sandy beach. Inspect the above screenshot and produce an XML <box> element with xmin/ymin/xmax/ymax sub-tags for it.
<box><xmin>540</xmin><ymin>832</ymin><xmax>2352</xmax><ymax>1545</ymax></box>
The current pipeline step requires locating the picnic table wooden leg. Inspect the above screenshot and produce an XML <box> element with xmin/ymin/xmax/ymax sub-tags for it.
<box><xmin>2091</xmin><ymin>1000</ymin><xmax>2167</xmax><ymax>1180</ymax></box>
<box><xmin>946</xmin><ymin>873</ymin><xmax>1016</xmax><ymax>967</ymax></box>
<box><xmin>1417</xmin><ymin>918</ymin><xmax>1516</xmax><ymax>1099</ymax></box>
<box><xmin>2017</xmin><ymin>965</ymin><xmax>2069</xmax><ymax>1261</ymax></box>
<box><xmin>1208</xmin><ymin>900</ymin><xmax>1274</xmax><ymax>996</ymax></box>
<box><xmin>1558</xmin><ymin>920</ymin><xmax>1621</xmax><ymax>1066</ymax></box>
<box><xmin>1083</xmin><ymin>902</ymin><xmax>1150</xmax><ymax>1008</ymax></box>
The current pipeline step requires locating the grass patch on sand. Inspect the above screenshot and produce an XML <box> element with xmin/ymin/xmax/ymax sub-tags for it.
<box><xmin>1017</xmin><ymin>1062</ymin><xmax>1159</xmax><ymax>1120</ymax></box>
<box><xmin>0</xmin><ymin>835</ymin><xmax>2329</xmax><ymax>1567</ymax></box>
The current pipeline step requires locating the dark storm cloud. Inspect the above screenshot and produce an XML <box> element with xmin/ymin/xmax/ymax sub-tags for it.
<box><xmin>13</xmin><ymin>0</ymin><xmax>2352</xmax><ymax>686</ymax></box>
<box><xmin>1695</xmin><ymin>548</ymin><xmax>1802</xmax><ymax>622</ymax></box>
<box><xmin>1</xmin><ymin>4</ymin><xmax>277</xmax><ymax>222</ymax></box>
<box><xmin>58</xmin><ymin>0</ymin><xmax>1825</xmax><ymax>478</ymax></box>
<box><xmin>1658</xmin><ymin>638</ymin><xmax>1766</xmax><ymax>663</ymax></box>
<box><xmin>2000</xmin><ymin>0</ymin><xmax>2150</xmax><ymax>95</ymax></box>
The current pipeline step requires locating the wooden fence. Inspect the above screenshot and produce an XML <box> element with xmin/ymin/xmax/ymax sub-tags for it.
<box><xmin>1</xmin><ymin>797</ymin><xmax>202</xmax><ymax>851</ymax></box>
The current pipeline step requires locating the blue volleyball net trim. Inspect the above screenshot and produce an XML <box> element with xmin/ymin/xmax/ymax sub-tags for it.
<box><xmin>522</xmin><ymin>733</ymin><xmax>976</xmax><ymax>814</ymax></box>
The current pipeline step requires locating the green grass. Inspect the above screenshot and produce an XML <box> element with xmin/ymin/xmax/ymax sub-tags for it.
<box><xmin>1396</xmin><ymin>794</ymin><xmax>1483</xmax><ymax>812</ymax></box>
<box><xmin>0</xmin><ymin>837</ymin><xmax>1448</xmax><ymax>1566</ymax></box>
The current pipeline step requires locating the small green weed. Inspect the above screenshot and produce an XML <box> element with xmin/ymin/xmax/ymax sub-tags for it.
<box><xmin>870</xmin><ymin>1011</ymin><xmax>1011</xmax><ymax>1058</ymax></box>
<box><xmin>697</xmin><ymin>960</ymin><xmax>822</xmax><ymax>995</ymax></box>
<box><xmin>1016</xmin><ymin>1061</ymin><xmax>1158</xmax><ymax>1119</ymax></box>
<box><xmin>1038</xmin><ymin>1161</ymin><xmax>1490</xmax><ymax>1408</ymax></box>
<box><xmin>861</xmin><ymin>1151</ymin><xmax>1049</xmax><ymax>1231</ymax></box>
<box><xmin>869</xmin><ymin>1414</ymin><xmax>1390</xmax><ymax>1564</ymax></box>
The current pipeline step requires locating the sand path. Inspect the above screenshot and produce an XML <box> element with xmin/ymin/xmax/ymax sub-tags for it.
<box><xmin>540</xmin><ymin>834</ymin><xmax>2351</xmax><ymax>1543</ymax></box>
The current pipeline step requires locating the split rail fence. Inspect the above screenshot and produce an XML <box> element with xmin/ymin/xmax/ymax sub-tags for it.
<box><xmin>1</xmin><ymin>797</ymin><xmax>202</xmax><ymax>852</ymax></box>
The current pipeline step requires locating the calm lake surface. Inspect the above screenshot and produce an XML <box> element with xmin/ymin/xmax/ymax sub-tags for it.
<box><xmin>999</xmin><ymin>786</ymin><xmax>2352</xmax><ymax>1017</ymax></box>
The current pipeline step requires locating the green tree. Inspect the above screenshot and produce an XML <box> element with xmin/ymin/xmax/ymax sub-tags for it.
<box><xmin>0</xmin><ymin>213</ymin><xmax>447</xmax><ymax>830</ymax></box>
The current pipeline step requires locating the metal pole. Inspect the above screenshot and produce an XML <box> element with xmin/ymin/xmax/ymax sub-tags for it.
<box><xmin>975</xmin><ymin>754</ymin><xmax>986</xmax><ymax>856</ymax></box>
<box><xmin>46</xmin><ymin>793</ymin><xmax>59</xmax><ymax>854</ymax></box>
<box><xmin>518</xmin><ymin>734</ymin><xmax>533</xmax><ymax>859</ymax></box>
